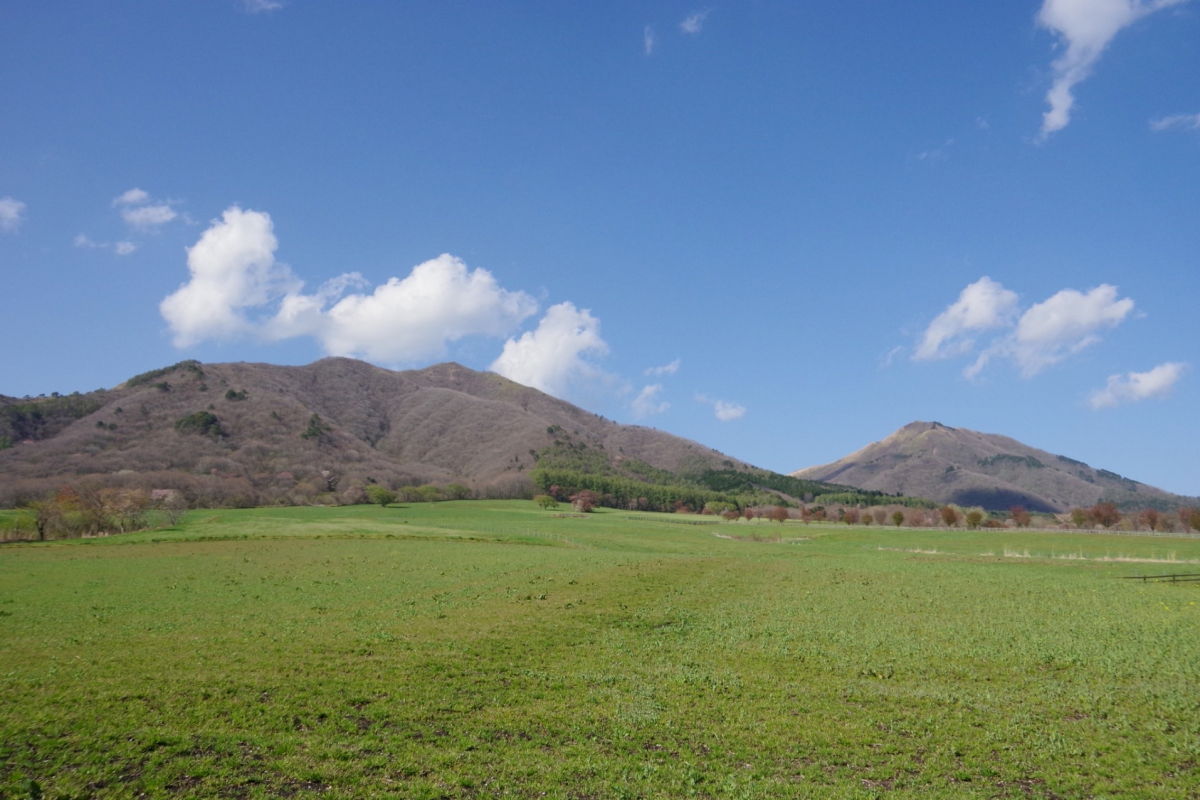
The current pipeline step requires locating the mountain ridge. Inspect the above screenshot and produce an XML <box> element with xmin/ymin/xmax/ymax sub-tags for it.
<box><xmin>792</xmin><ymin>420</ymin><xmax>1194</xmax><ymax>512</ymax></box>
<box><xmin>0</xmin><ymin>357</ymin><xmax>763</xmax><ymax>505</ymax></box>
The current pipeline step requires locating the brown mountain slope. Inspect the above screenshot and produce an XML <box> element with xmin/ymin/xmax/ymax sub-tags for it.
<box><xmin>0</xmin><ymin>358</ymin><xmax>749</xmax><ymax>504</ymax></box>
<box><xmin>792</xmin><ymin>421</ymin><xmax>1189</xmax><ymax>512</ymax></box>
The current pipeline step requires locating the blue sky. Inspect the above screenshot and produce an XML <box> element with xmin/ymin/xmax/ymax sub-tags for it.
<box><xmin>2</xmin><ymin>1</ymin><xmax>1198</xmax><ymax>495</ymax></box>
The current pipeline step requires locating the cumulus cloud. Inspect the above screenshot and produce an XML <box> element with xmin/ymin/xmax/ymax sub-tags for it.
<box><xmin>1036</xmin><ymin>0</ymin><xmax>1185</xmax><ymax>137</ymax></box>
<box><xmin>160</xmin><ymin>207</ymin><xmax>292</xmax><ymax>346</ymax></box>
<box><xmin>1150</xmin><ymin>112</ymin><xmax>1200</xmax><ymax>131</ymax></box>
<box><xmin>643</xmin><ymin>24</ymin><xmax>656</xmax><ymax>55</ymax></box>
<box><xmin>74</xmin><ymin>233</ymin><xmax>139</xmax><ymax>256</ymax></box>
<box><xmin>680</xmin><ymin>9</ymin><xmax>710</xmax><ymax>34</ymax></box>
<box><xmin>490</xmin><ymin>302</ymin><xmax>609</xmax><ymax>398</ymax></box>
<box><xmin>916</xmin><ymin>278</ymin><xmax>1136</xmax><ymax>379</ymax></box>
<box><xmin>644</xmin><ymin>358</ymin><xmax>681</xmax><ymax>376</ymax></box>
<box><xmin>291</xmin><ymin>255</ymin><xmax>538</xmax><ymax>362</ymax></box>
<box><xmin>914</xmin><ymin>276</ymin><xmax>1019</xmax><ymax>361</ymax></box>
<box><xmin>632</xmin><ymin>384</ymin><xmax>670</xmax><ymax>418</ymax></box>
<box><xmin>0</xmin><ymin>196</ymin><xmax>26</xmax><ymax>232</ymax></box>
<box><xmin>696</xmin><ymin>394</ymin><xmax>745</xmax><ymax>421</ymax></box>
<box><xmin>162</xmin><ymin>206</ymin><xmax>540</xmax><ymax>364</ymax></box>
<box><xmin>1007</xmin><ymin>284</ymin><xmax>1135</xmax><ymax>376</ymax></box>
<box><xmin>1089</xmin><ymin>362</ymin><xmax>1186</xmax><ymax>408</ymax></box>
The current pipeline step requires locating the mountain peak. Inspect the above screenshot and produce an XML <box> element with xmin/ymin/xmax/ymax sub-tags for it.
<box><xmin>794</xmin><ymin>421</ymin><xmax>1186</xmax><ymax>512</ymax></box>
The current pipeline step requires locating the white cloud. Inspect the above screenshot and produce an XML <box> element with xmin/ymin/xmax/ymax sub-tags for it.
<box><xmin>112</xmin><ymin>187</ymin><xmax>181</xmax><ymax>230</ymax></box>
<box><xmin>680</xmin><ymin>9</ymin><xmax>710</xmax><ymax>34</ymax></box>
<box><xmin>490</xmin><ymin>302</ymin><xmax>608</xmax><ymax>398</ymax></box>
<box><xmin>1009</xmin><ymin>284</ymin><xmax>1134</xmax><ymax>376</ymax></box>
<box><xmin>122</xmin><ymin>203</ymin><xmax>178</xmax><ymax>229</ymax></box>
<box><xmin>1089</xmin><ymin>362</ymin><xmax>1186</xmax><ymax>407</ymax></box>
<box><xmin>643</xmin><ymin>24</ymin><xmax>656</xmax><ymax>55</ymax></box>
<box><xmin>916</xmin><ymin>138</ymin><xmax>955</xmax><ymax>163</ymax></box>
<box><xmin>74</xmin><ymin>233</ymin><xmax>138</xmax><ymax>256</ymax></box>
<box><xmin>644</xmin><ymin>358</ymin><xmax>681</xmax><ymax>377</ymax></box>
<box><xmin>1036</xmin><ymin>0</ymin><xmax>1185</xmax><ymax>137</ymax></box>
<box><xmin>160</xmin><ymin>206</ymin><xmax>293</xmax><ymax>346</ymax></box>
<box><xmin>293</xmin><ymin>254</ymin><xmax>538</xmax><ymax>363</ymax></box>
<box><xmin>162</xmin><ymin>206</ymin><xmax>549</xmax><ymax>368</ymax></box>
<box><xmin>112</xmin><ymin>188</ymin><xmax>150</xmax><ymax>206</ymax></box>
<box><xmin>696</xmin><ymin>393</ymin><xmax>745</xmax><ymax>422</ymax></box>
<box><xmin>632</xmin><ymin>384</ymin><xmax>670</xmax><ymax>418</ymax></box>
<box><xmin>914</xmin><ymin>276</ymin><xmax>1019</xmax><ymax>361</ymax></box>
<box><xmin>0</xmin><ymin>196</ymin><xmax>26</xmax><ymax>233</ymax></box>
<box><xmin>241</xmin><ymin>0</ymin><xmax>284</xmax><ymax>12</ymax></box>
<box><xmin>915</xmin><ymin>278</ymin><xmax>1136</xmax><ymax>379</ymax></box>
<box><xmin>1150</xmin><ymin>112</ymin><xmax>1200</xmax><ymax>131</ymax></box>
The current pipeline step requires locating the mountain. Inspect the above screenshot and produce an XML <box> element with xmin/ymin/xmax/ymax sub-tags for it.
<box><xmin>0</xmin><ymin>358</ymin><xmax>757</xmax><ymax>505</ymax></box>
<box><xmin>792</xmin><ymin>421</ymin><xmax>1192</xmax><ymax>512</ymax></box>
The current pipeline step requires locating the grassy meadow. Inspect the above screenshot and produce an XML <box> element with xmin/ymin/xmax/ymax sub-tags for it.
<box><xmin>1</xmin><ymin>502</ymin><xmax>1199</xmax><ymax>799</ymax></box>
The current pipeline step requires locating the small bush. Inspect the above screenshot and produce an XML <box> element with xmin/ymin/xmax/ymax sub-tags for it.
<box><xmin>174</xmin><ymin>411</ymin><xmax>226</xmax><ymax>439</ymax></box>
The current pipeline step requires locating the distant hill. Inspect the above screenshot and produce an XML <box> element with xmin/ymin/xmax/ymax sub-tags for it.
<box><xmin>792</xmin><ymin>421</ymin><xmax>1195</xmax><ymax>512</ymax></box>
<box><xmin>0</xmin><ymin>358</ymin><xmax>771</xmax><ymax>506</ymax></box>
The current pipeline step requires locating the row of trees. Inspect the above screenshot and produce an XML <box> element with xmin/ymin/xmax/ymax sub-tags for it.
<box><xmin>1067</xmin><ymin>502</ymin><xmax>1200</xmax><ymax>533</ymax></box>
<box><xmin>364</xmin><ymin>482</ymin><xmax>472</xmax><ymax>506</ymax></box>
<box><xmin>14</xmin><ymin>486</ymin><xmax>184</xmax><ymax>541</ymax></box>
<box><xmin>531</xmin><ymin>467</ymin><xmax>743</xmax><ymax>514</ymax></box>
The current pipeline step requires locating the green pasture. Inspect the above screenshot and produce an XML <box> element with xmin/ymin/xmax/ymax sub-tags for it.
<box><xmin>2</xmin><ymin>502</ymin><xmax>1198</xmax><ymax>798</ymax></box>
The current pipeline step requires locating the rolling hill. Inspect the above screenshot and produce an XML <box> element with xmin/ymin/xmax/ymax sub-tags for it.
<box><xmin>792</xmin><ymin>421</ymin><xmax>1194</xmax><ymax>512</ymax></box>
<box><xmin>0</xmin><ymin>358</ymin><xmax>770</xmax><ymax>506</ymax></box>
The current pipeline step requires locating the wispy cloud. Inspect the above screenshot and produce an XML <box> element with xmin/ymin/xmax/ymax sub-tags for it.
<box><xmin>121</xmin><ymin>204</ymin><xmax>178</xmax><ymax>229</ymax></box>
<box><xmin>112</xmin><ymin>188</ymin><xmax>150</xmax><ymax>207</ymax></box>
<box><xmin>1150</xmin><ymin>112</ymin><xmax>1200</xmax><ymax>132</ymax></box>
<box><xmin>643</xmin><ymin>24</ymin><xmax>656</xmax><ymax>55</ymax></box>
<box><xmin>74</xmin><ymin>233</ymin><xmax>138</xmax><ymax>256</ymax></box>
<box><xmin>696</xmin><ymin>393</ymin><xmax>745</xmax><ymax>421</ymax></box>
<box><xmin>915</xmin><ymin>138</ymin><xmax>955</xmax><ymax>163</ymax></box>
<box><xmin>632</xmin><ymin>384</ymin><xmax>669</xmax><ymax>418</ymax></box>
<box><xmin>915</xmin><ymin>278</ymin><xmax>1136</xmax><ymax>379</ymax></box>
<box><xmin>1036</xmin><ymin>0</ymin><xmax>1186</xmax><ymax>137</ymax></box>
<box><xmin>914</xmin><ymin>276</ymin><xmax>1019</xmax><ymax>361</ymax></box>
<box><xmin>644</xmin><ymin>358</ymin><xmax>680</xmax><ymax>377</ymax></box>
<box><xmin>113</xmin><ymin>187</ymin><xmax>180</xmax><ymax>230</ymax></box>
<box><xmin>1089</xmin><ymin>362</ymin><xmax>1186</xmax><ymax>408</ymax></box>
<box><xmin>680</xmin><ymin>9</ymin><xmax>710</xmax><ymax>35</ymax></box>
<box><xmin>713</xmin><ymin>400</ymin><xmax>745</xmax><ymax>421</ymax></box>
<box><xmin>1003</xmin><ymin>285</ymin><xmax>1135</xmax><ymax>377</ymax></box>
<box><xmin>0</xmin><ymin>195</ymin><xmax>26</xmax><ymax>233</ymax></box>
<box><xmin>241</xmin><ymin>0</ymin><xmax>284</xmax><ymax>13</ymax></box>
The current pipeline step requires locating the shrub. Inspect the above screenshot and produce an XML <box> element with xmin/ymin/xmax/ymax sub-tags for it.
<box><xmin>174</xmin><ymin>411</ymin><xmax>226</xmax><ymax>439</ymax></box>
<box><xmin>365</xmin><ymin>485</ymin><xmax>397</xmax><ymax>507</ymax></box>
<box><xmin>571</xmin><ymin>490</ymin><xmax>598</xmax><ymax>513</ymax></box>
<box><xmin>300</xmin><ymin>413</ymin><xmax>330</xmax><ymax>441</ymax></box>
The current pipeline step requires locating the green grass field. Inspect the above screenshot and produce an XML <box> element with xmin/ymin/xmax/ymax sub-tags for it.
<box><xmin>2</xmin><ymin>502</ymin><xmax>1198</xmax><ymax>799</ymax></box>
